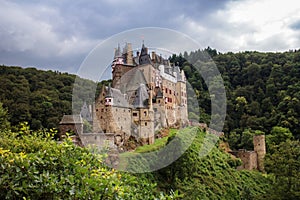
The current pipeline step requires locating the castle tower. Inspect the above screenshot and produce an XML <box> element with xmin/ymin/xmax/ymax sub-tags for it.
<box><xmin>105</xmin><ymin>85</ymin><xmax>113</xmax><ymax>106</ymax></box>
<box><xmin>253</xmin><ymin>135</ymin><xmax>266</xmax><ymax>172</ymax></box>
<box><xmin>124</xmin><ymin>43</ymin><xmax>134</xmax><ymax>65</ymax></box>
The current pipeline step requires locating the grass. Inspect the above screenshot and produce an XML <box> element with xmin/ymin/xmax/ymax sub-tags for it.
<box><xmin>134</xmin><ymin>128</ymin><xmax>178</xmax><ymax>153</ymax></box>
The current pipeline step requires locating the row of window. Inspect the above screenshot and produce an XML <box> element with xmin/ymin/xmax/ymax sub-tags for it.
<box><xmin>164</xmin><ymin>88</ymin><xmax>186</xmax><ymax>97</ymax></box>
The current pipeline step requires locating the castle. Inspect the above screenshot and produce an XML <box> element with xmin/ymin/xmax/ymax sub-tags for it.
<box><xmin>92</xmin><ymin>42</ymin><xmax>189</xmax><ymax>147</ymax></box>
<box><xmin>59</xmin><ymin>42</ymin><xmax>189</xmax><ymax>149</ymax></box>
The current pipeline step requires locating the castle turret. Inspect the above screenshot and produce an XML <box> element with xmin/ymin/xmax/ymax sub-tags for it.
<box><xmin>139</xmin><ymin>43</ymin><xmax>151</xmax><ymax>65</ymax></box>
<box><xmin>105</xmin><ymin>85</ymin><xmax>113</xmax><ymax>106</ymax></box>
<box><xmin>253</xmin><ymin>135</ymin><xmax>266</xmax><ymax>172</ymax></box>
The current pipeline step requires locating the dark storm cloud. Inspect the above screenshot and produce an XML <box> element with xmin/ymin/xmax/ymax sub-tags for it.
<box><xmin>1</xmin><ymin>0</ymin><xmax>300</xmax><ymax>74</ymax></box>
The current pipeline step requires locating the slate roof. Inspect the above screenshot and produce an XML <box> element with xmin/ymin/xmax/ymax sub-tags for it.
<box><xmin>60</xmin><ymin>115</ymin><xmax>83</xmax><ymax>124</ymax></box>
<box><xmin>118</xmin><ymin>68</ymin><xmax>147</xmax><ymax>93</ymax></box>
<box><xmin>133</xmin><ymin>84</ymin><xmax>149</xmax><ymax>108</ymax></box>
<box><xmin>156</xmin><ymin>88</ymin><xmax>163</xmax><ymax>98</ymax></box>
<box><xmin>105</xmin><ymin>86</ymin><xmax>130</xmax><ymax>108</ymax></box>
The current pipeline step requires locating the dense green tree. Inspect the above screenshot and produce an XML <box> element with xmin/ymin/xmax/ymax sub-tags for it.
<box><xmin>265</xmin><ymin>140</ymin><xmax>300</xmax><ymax>199</ymax></box>
<box><xmin>0</xmin><ymin>102</ymin><xmax>10</xmax><ymax>130</ymax></box>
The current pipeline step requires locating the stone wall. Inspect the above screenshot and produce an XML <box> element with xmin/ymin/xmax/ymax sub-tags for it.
<box><xmin>253</xmin><ymin>135</ymin><xmax>266</xmax><ymax>172</ymax></box>
<box><xmin>236</xmin><ymin>149</ymin><xmax>258</xmax><ymax>170</ymax></box>
<box><xmin>79</xmin><ymin>133</ymin><xmax>114</xmax><ymax>148</ymax></box>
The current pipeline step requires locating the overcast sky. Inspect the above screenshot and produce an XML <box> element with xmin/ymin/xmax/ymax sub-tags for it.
<box><xmin>1</xmin><ymin>0</ymin><xmax>300</xmax><ymax>74</ymax></box>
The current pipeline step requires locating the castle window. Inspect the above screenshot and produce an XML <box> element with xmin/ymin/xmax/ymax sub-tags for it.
<box><xmin>96</xmin><ymin>109</ymin><xmax>99</xmax><ymax>111</ymax></box>
<box><xmin>101</xmin><ymin>108</ymin><xmax>104</xmax><ymax>112</ymax></box>
<box><xmin>169</xmin><ymin>90</ymin><xmax>171</xmax><ymax>94</ymax></box>
<box><xmin>124</xmin><ymin>109</ymin><xmax>125</xmax><ymax>112</ymax></box>
<box><xmin>144</xmin><ymin>111</ymin><xmax>147</xmax><ymax>116</ymax></box>
<box><xmin>165</xmin><ymin>88</ymin><xmax>168</xmax><ymax>93</ymax></box>
<box><xmin>158</xmin><ymin>100</ymin><xmax>161</xmax><ymax>103</ymax></box>
<box><xmin>145</xmin><ymin>122</ymin><xmax>147</xmax><ymax>126</ymax></box>
<box><xmin>133</xmin><ymin>112</ymin><xmax>138</xmax><ymax>117</ymax></box>
<box><xmin>109</xmin><ymin>99</ymin><xmax>112</xmax><ymax>102</ymax></box>
<box><xmin>128</xmin><ymin>109</ymin><xmax>131</xmax><ymax>112</ymax></box>
<box><xmin>100</xmin><ymin>116</ymin><xmax>103</xmax><ymax>119</ymax></box>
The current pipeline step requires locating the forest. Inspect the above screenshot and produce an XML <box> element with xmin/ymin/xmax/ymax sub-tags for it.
<box><xmin>0</xmin><ymin>48</ymin><xmax>300</xmax><ymax>199</ymax></box>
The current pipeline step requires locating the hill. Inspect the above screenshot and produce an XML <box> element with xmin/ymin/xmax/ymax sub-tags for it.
<box><xmin>170</xmin><ymin>49</ymin><xmax>300</xmax><ymax>147</ymax></box>
<box><xmin>0</xmin><ymin>65</ymin><xmax>110</xmax><ymax>130</ymax></box>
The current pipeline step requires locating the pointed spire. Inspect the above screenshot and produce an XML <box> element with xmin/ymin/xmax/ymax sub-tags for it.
<box><xmin>105</xmin><ymin>83</ymin><xmax>112</xmax><ymax>98</ymax></box>
<box><xmin>114</xmin><ymin>43</ymin><xmax>122</xmax><ymax>58</ymax></box>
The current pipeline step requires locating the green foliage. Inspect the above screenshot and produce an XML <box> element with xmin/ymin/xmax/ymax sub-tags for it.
<box><xmin>228</xmin><ymin>128</ymin><xmax>265</xmax><ymax>150</ymax></box>
<box><xmin>83</xmin><ymin>119</ymin><xmax>93</xmax><ymax>133</ymax></box>
<box><xmin>0</xmin><ymin>125</ymin><xmax>177</xmax><ymax>199</ymax></box>
<box><xmin>153</xmin><ymin>129</ymin><xmax>271</xmax><ymax>199</ymax></box>
<box><xmin>172</xmin><ymin>50</ymin><xmax>300</xmax><ymax>140</ymax></box>
<box><xmin>121</xmin><ymin>128</ymin><xmax>271</xmax><ymax>199</ymax></box>
<box><xmin>0</xmin><ymin>102</ymin><xmax>10</xmax><ymax>130</ymax></box>
<box><xmin>266</xmin><ymin>126</ymin><xmax>293</xmax><ymax>148</ymax></box>
<box><xmin>265</xmin><ymin>140</ymin><xmax>300</xmax><ymax>199</ymax></box>
<box><xmin>0</xmin><ymin>65</ymin><xmax>109</xmax><ymax>131</ymax></box>
<box><xmin>134</xmin><ymin>129</ymin><xmax>177</xmax><ymax>153</ymax></box>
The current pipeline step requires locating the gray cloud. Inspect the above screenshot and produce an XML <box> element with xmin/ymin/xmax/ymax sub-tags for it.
<box><xmin>0</xmin><ymin>0</ymin><xmax>300</xmax><ymax>74</ymax></box>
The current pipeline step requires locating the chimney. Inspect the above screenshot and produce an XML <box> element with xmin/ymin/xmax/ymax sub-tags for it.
<box><xmin>151</xmin><ymin>51</ymin><xmax>156</xmax><ymax>62</ymax></box>
<box><xmin>126</xmin><ymin>43</ymin><xmax>133</xmax><ymax>65</ymax></box>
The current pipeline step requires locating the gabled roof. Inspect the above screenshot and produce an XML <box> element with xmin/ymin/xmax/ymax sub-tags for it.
<box><xmin>105</xmin><ymin>86</ymin><xmax>130</xmax><ymax>108</ymax></box>
<box><xmin>133</xmin><ymin>84</ymin><xmax>149</xmax><ymax>108</ymax></box>
<box><xmin>117</xmin><ymin>68</ymin><xmax>148</xmax><ymax>93</ymax></box>
<box><xmin>60</xmin><ymin>115</ymin><xmax>83</xmax><ymax>124</ymax></box>
<box><xmin>156</xmin><ymin>88</ymin><xmax>163</xmax><ymax>98</ymax></box>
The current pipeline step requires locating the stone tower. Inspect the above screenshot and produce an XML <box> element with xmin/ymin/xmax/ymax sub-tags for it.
<box><xmin>253</xmin><ymin>135</ymin><xmax>266</xmax><ymax>172</ymax></box>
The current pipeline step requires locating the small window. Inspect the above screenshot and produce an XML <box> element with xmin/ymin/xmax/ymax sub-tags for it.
<box><xmin>96</xmin><ymin>109</ymin><xmax>99</xmax><ymax>111</ymax></box>
<box><xmin>144</xmin><ymin>111</ymin><xmax>147</xmax><ymax>116</ymax></box>
<box><xmin>101</xmin><ymin>108</ymin><xmax>104</xmax><ymax>112</ymax></box>
<box><xmin>145</xmin><ymin>122</ymin><xmax>147</xmax><ymax>126</ymax></box>
<box><xmin>133</xmin><ymin>112</ymin><xmax>138</xmax><ymax>117</ymax></box>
